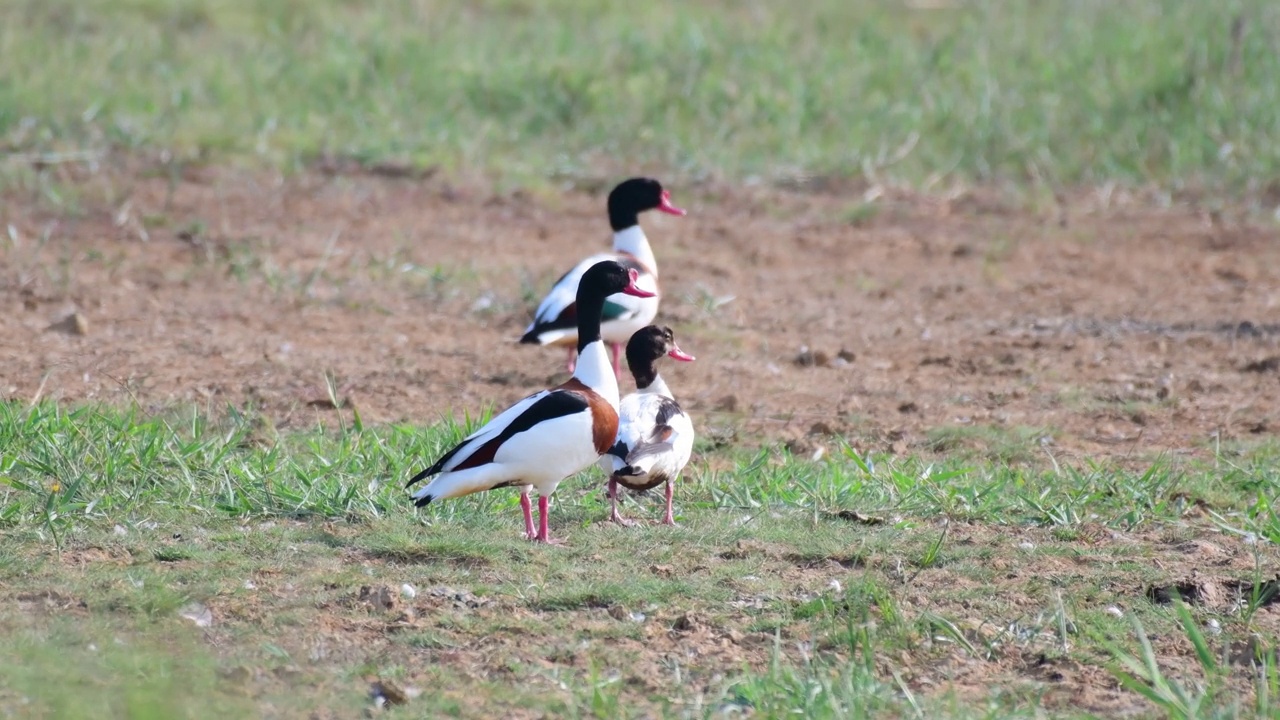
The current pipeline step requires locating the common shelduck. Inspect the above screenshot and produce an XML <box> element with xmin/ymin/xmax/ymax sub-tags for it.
<box><xmin>598</xmin><ymin>325</ymin><xmax>696</xmax><ymax>526</ymax></box>
<box><xmin>520</xmin><ymin>178</ymin><xmax>685</xmax><ymax>377</ymax></box>
<box><xmin>407</xmin><ymin>261</ymin><xmax>655</xmax><ymax>544</ymax></box>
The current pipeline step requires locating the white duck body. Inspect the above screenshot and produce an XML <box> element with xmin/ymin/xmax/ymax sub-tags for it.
<box><xmin>597</xmin><ymin>325</ymin><xmax>696</xmax><ymax>526</ymax></box>
<box><xmin>599</xmin><ymin>373</ymin><xmax>694</xmax><ymax>491</ymax></box>
<box><xmin>413</xmin><ymin>341</ymin><xmax>618</xmax><ymax>503</ymax></box>
<box><xmin>522</xmin><ymin>226</ymin><xmax>660</xmax><ymax>348</ymax></box>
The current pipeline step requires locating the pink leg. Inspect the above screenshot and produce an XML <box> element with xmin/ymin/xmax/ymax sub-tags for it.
<box><xmin>520</xmin><ymin>492</ymin><xmax>536</xmax><ymax>540</ymax></box>
<box><xmin>607</xmin><ymin>478</ymin><xmax>635</xmax><ymax>527</ymax></box>
<box><xmin>610</xmin><ymin>343</ymin><xmax>623</xmax><ymax>379</ymax></box>
<box><xmin>565</xmin><ymin>347</ymin><xmax>577</xmax><ymax>373</ymax></box>
<box><xmin>533</xmin><ymin>495</ymin><xmax>565</xmax><ymax>545</ymax></box>
<box><xmin>662</xmin><ymin>480</ymin><xmax>677</xmax><ymax>526</ymax></box>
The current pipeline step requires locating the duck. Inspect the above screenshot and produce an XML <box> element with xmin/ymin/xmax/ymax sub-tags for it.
<box><xmin>407</xmin><ymin>260</ymin><xmax>655</xmax><ymax>544</ymax></box>
<box><xmin>598</xmin><ymin>325</ymin><xmax>696</xmax><ymax>526</ymax></box>
<box><xmin>520</xmin><ymin>178</ymin><xmax>686</xmax><ymax>378</ymax></box>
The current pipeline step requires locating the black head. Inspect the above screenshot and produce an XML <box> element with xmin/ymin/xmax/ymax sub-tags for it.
<box><xmin>607</xmin><ymin>178</ymin><xmax>686</xmax><ymax>231</ymax></box>
<box><xmin>578</xmin><ymin>260</ymin><xmax>653</xmax><ymax>304</ymax></box>
<box><xmin>626</xmin><ymin>325</ymin><xmax>695</xmax><ymax>387</ymax></box>
<box><xmin>575</xmin><ymin>262</ymin><xmax>656</xmax><ymax>353</ymax></box>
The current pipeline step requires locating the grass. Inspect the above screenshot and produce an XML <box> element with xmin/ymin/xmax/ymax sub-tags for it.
<box><xmin>924</xmin><ymin>423</ymin><xmax>1056</xmax><ymax>464</ymax></box>
<box><xmin>2</xmin><ymin>401</ymin><xmax>1279</xmax><ymax>716</ymax></box>
<box><xmin>2</xmin><ymin>0</ymin><xmax>1279</xmax><ymax>192</ymax></box>
<box><xmin>2</xmin><ymin>621</ymin><xmax>252</xmax><ymax>719</ymax></box>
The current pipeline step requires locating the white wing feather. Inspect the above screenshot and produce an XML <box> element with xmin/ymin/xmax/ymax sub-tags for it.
<box><xmin>437</xmin><ymin>390</ymin><xmax>549</xmax><ymax>474</ymax></box>
<box><xmin>414</xmin><ymin>392</ymin><xmax>601</xmax><ymax>501</ymax></box>
<box><xmin>524</xmin><ymin>253</ymin><xmax>660</xmax><ymax>346</ymax></box>
<box><xmin>528</xmin><ymin>252</ymin><xmax>616</xmax><ymax>329</ymax></box>
<box><xmin>600</xmin><ymin>393</ymin><xmax>694</xmax><ymax>480</ymax></box>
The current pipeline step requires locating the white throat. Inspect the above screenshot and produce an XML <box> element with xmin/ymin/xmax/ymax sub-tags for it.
<box><xmin>612</xmin><ymin>225</ymin><xmax>659</xmax><ymax>277</ymax></box>
<box><xmin>639</xmin><ymin>373</ymin><xmax>674</xmax><ymax>399</ymax></box>
<box><xmin>572</xmin><ymin>339</ymin><xmax>620</xmax><ymax>408</ymax></box>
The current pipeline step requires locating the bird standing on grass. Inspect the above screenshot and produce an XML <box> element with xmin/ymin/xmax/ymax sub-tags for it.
<box><xmin>520</xmin><ymin>178</ymin><xmax>686</xmax><ymax>378</ymax></box>
<box><xmin>599</xmin><ymin>325</ymin><xmax>696</xmax><ymax>526</ymax></box>
<box><xmin>407</xmin><ymin>261</ymin><xmax>655</xmax><ymax>544</ymax></box>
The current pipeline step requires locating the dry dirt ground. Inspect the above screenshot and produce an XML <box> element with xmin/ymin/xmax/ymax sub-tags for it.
<box><xmin>2</xmin><ymin>161</ymin><xmax>1279</xmax><ymax>463</ymax></box>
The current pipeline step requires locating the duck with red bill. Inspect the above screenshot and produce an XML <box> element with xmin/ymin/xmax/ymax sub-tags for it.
<box><xmin>520</xmin><ymin>178</ymin><xmax>686</xmax><ymax>377</ymax></box>
<box><xmin>599</xmin><ymin>325</ymin><xmax>698</xmax><ymax>527</ymax></box>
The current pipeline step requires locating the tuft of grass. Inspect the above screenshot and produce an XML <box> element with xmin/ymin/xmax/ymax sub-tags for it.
<box><xmin>360</xmin><ymin>534</ymin><xmax>503</xmax><ymax>567</ymax></box>
<box><xmin>0</xmin><ymin>402</ymin><xmax>472</xmax><ymax>541</ymax></box>
<box><xmin>529</xmin><ymin>576</ymin><xmax>688</xmax><ymax>612</ymax></box>
<box><xmin>924</xmin><ymin>423</ymin><xmax>1055</xmax><ymax>464</ymax></box>
<box><xmin>723</xmin><ymin>614</ymin><xmax>911</xmax><ymax>719</ymax></box>
<box><xmin>1097</xmin><ymin>599</ymin><xmax>1226</xmax><ymax>719</ymax></box>
<box><xmin>840</xmin><ymin>201</ymin><xmax>880</xmax><ymax>227</ymax></box>
<box><xmin>1</xmin><ymin>0</ymin><xmax>1277</xmax><ymax>191</ymax></box>
<box><xmin>151</xmin><ymin>546</ymin><xmax>197</xmax><ymax>562</ymax></box>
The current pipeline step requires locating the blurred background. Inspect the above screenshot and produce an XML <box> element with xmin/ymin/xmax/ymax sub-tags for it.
<box><xmin>3</xmin><ymin>0</ymin><xmax>1277</xmax><ymax>195</ymax></box>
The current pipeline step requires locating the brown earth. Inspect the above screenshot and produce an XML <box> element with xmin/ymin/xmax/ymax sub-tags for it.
<box><xmin>3</xmin><ymin>160</ymin><xmax>1279</xmax><ymax>463</ymax></box>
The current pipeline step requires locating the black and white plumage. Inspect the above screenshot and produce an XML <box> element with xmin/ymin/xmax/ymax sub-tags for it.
<box><xmin>598</xmin><ymin>325</ymin><xmax>696</xmax><ymax>526</ymax></box>
<box><xmin>520</xmin><ymin>178</ymin><xmax>685</xmax><ymax>378</ymax></box>
<box><xmin>407</xmin><ymin>261</ymin><xmax>655</xmax><ymax>544</ymax></box>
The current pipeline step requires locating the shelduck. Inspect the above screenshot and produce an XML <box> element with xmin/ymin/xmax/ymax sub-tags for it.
<box><xmin>598</xmin><ymin>325</ymin><xmax>696</xmax><ymax>526</ymax></box>
<box><xmin>407</xmin><ymin>261</ymin><xmax>655</xmax><ymax>544</ymax></box>
<box><xmin>520</xmin><ymin>178</ymin><xmax>685</xmax><ymax>377</ymax></box>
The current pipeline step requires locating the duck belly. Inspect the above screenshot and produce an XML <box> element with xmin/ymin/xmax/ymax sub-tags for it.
<box><xmin>491</xmin><ymin>411</ymin><xmax>604</xmax><ymax>496</ymax></box>
<box><xmin>415</xmin><ymin>411</ymin><xmax>602</xmax><ymax>502</ymax></box>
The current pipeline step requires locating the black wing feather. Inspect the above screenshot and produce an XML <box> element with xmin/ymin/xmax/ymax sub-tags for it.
<box><xmin>654</xmin><ymin>397</ymin><xmax>683</xmax><ymax>426</ymax></box>
<box><xmin>407</xmin><ymin>392</ymin><xmax>590</xmax><ymax>488</ymax></box>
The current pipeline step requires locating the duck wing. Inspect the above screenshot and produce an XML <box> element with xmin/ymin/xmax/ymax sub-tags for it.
<box><xmin>607</xmin><ymin>395</ymin><xmax>687</xmax><ymax>478</ymax></box>
<box><xmin>521</xmin><ymin>253</ymin><xmax>615</xmax><ymax>342</ymax></box>
<box><xmin>407</xmin><ymin>389</ymin><xmax>587</xmax><ymax>488</ymax></box>
<box><xmin>521</xmin><ymin>254</ymin><xmax>655</xmax><ymax>343</ymax></box>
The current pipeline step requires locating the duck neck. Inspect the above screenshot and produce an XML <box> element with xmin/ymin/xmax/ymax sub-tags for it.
<box><xmin>573</xmin><ymin>339</ymin><xmax>620</xmax><ymax>407</ymax></box>
<box><xmin>611</xmin><ymin>225</ymin><xmax>658</xmax><ymax>276</ymax></box>
<box><xmin>628</xmin><ymin>360</ymin><xmax>673</xmax><ymax>399</ymax></box>
<box><xmin>572</xmin><ymin>292</ymin><xmax>621</xmax><ymax>406</ymax></box>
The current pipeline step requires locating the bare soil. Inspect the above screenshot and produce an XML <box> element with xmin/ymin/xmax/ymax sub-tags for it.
<box><xmin>3</xmin><ymin>162</ymin><xmax>1279</xmax><ymax>463</ymax></box>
